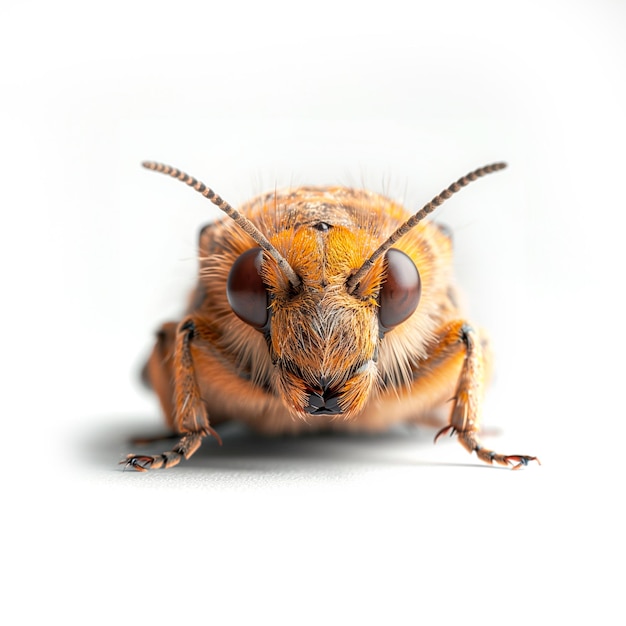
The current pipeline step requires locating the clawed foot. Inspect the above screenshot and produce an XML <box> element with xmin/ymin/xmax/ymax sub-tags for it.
<box><xmin>434</xmin><ymin>425</ymin><xmax>540</xmax><ymax>470</ymax></box>
<box><xmin>122</xmin><ymin>455</ymin><xmax>154</xmax><ymax>472</ymax></box>
<box><xmin>121</xmin><ymin>428</ymin><xmax>221</xmax><ymax>472</ymax></box>
<box><xmin>503</xmin><ymin>454</ymin><xmax>541</xmax><ymax>470</ymax></box>
<box><xmin>121</xmin><ymin>453</ymin><xmax>174</xmax><ymax>471</ymax></box>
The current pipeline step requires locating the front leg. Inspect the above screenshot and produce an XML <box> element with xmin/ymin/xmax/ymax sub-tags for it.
<box><xmin>123</xmin><ymin>317</ymin><xmax>221</xmax><ymax>471</ymax></box>
<box><xmin>432</xmin><ymin>322</ymin><xmax>539</xmax><ymax>470</ymax></box>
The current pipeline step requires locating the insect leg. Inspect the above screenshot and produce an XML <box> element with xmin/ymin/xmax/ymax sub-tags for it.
<box><xmin>141</xmin><ymin>321</ymin><xmax>178</xmax><ymax>429</ymax></box>
<box><xmin>431</xmin><ymin>322</ymin><xmax>539</xmax><ymax>469</ymax></box>
<box><xmin>123</xmin><ymin>317</ymin><xmax>221</xmax><ymax>471</ymax></box>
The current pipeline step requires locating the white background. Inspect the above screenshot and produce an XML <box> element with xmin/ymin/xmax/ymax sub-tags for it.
<box><xmin>2</xmin><ymin>1</ymin><xmax>624</xmax><ymax>624</ymax></box>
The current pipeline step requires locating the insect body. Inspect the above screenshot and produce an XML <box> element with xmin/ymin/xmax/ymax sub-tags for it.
<box><xmin>124</xmin><ymin>161</ymin><xmax>538</xmax><ymax>471</ymax></box>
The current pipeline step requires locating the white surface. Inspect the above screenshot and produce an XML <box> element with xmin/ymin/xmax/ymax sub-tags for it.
<box><xmin>2</xmin><ymin>1</ymin><xmax>624</xmax><ymax>624</ymax></box>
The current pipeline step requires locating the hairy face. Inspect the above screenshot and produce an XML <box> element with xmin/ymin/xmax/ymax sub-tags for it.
<box><xmin>262</xmin><ymin>224</ymin><xmax>383</xmax><ymax>419</ymax></box>
<box><xmin>270</xmin><ymin>281</ymin><xmax>380</xmax><ymax>418</ymax></box>
<box><xmin>220</xmin><ymin>187</ymin><xmax>429</xmax><ymax>422</ymax></box>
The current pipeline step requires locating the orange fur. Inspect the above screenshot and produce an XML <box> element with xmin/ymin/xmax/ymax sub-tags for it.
<box><xmin>124</xmin><ymin>166</ymin><xmax>538</xmax><ymax>471</ymax></box>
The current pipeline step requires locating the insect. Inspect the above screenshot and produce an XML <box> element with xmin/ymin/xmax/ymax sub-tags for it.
<box><xmin>123</xmin><ymin>160</ymin><xmax>539</xmax><ymax>471</ymax></box>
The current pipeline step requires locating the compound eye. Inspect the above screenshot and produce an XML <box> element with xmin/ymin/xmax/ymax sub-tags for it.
<box><xmin>226</xmin><ymin>247</ymin><xmax>269</xmax><ymax>330</ymax></box>
<box><xmin>379</xmin><ymin>248</ymin><xmax>421</xmax><ymax>332</ymax></box>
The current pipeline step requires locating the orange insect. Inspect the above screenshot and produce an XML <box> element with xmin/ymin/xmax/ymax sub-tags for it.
<box><xmin>124</xmin><ymin>161</ymin><xmax>539</xmax><ymax>471</ymax></box>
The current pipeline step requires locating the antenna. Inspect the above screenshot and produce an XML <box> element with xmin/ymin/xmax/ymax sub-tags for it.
<box><xmin>347</xmin><ymin>162</ymin><xmax>507</xmax><ymax>294</ymax></box>
<box><xmin>142</xmin><ymin>161</ymin><xmax>301</xmax><ymax>289</ymax></box>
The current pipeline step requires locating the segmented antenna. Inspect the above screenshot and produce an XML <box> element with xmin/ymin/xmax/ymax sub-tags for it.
<box><xmin>142</xmin><ymin>161</ymin><xmax>301</xmax><ymax>289</ymax></box>
<box><xmin>346</xmin><ymin>162</ymin><xmax>507</xmax><ymax>294</ymax></box>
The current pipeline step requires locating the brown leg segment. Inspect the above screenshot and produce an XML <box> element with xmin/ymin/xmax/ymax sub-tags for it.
<box><xmin>141</xmin><ymin>321</ymin><xmax>178</xmax><ymax>429</ymax></box>
<box><xmin>123</xmin><ymin>317</ymin><xmax>221</xmax><ymax>471</ymax></box>
<box><xmin>432</xmin><ymin>322</ymin><xmax>539</xmax><ymax>470</ymax></box>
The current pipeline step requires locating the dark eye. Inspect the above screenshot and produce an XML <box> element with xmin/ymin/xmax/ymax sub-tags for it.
<box><xmin>226</xmin><ymin>247</ymin><xmax>269</xmax><ymax>330</ymax></box>
<box><xmin>378</xmin><ymin>248</ymin><xmax>421</xmax><ymax>332</ymax></box>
